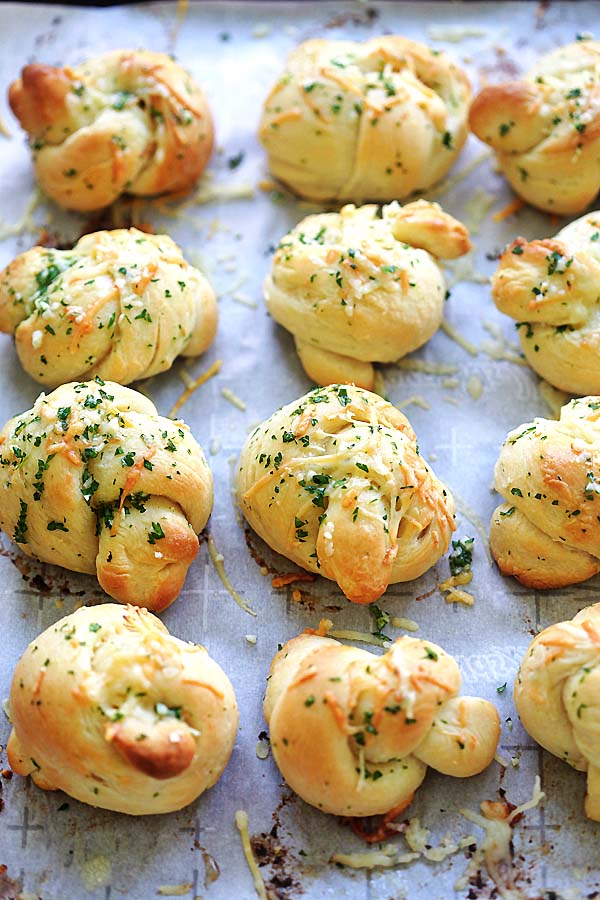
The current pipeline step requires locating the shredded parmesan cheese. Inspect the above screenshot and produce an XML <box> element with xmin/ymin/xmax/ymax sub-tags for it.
<box><xmin>427</xmin><ymin>24</ymin><xmax>488</xmax><ymax>41</ymax></box>
<box><xmin>221</xmin><ymin>387</ymin><xmax>247</xmax><ymax>411</ymax></box>
<box><xmin>390</xmin><ymin>616</ymin><xmax>419</xmax><ymax>632</ymax></box>
<box><xmin>208</xmin><ymin>534</ymin><xmax>257</xmax><ymax>617</ymax></box>
<box><xmin>0</xmin><ymin>187</ymin><xmax>43</xmax><ymax>241</ymax></box>
<box><xmin>328</xmin><ymin>629</ymin><xmax>389</xmax><ymax>648</ymax></box>
<box><xmin>397</xmin><ymin>395</ymin><xmax>431</xmax><ymax>411</ymax></box>
<box><xmin>0</xmin><ymin>114</ymin><xmax>11</xmax><ymax>138</ymax></box>
<box><xmin>440</xmin><ymin>320</ymin><xmax>479</xmax><ymax>357</ymax></box>
<box><xmin>255</xmin><ymin>739</ymin><xmax>270</xmax><ymax>760</ymax></box>
<box><xmin>168</xmin><ymin>359</ymin><xmax>222</xmax><ymax>418</ymax></box>
<box><xmin>235</xmin><ymin>810</ymin><xmax>268</xmax><ymax>900</ymax></box>
<box><xmin>439</xmin><ymin>571</ymin><xmax>476</xmax><ymax>606</ymax></box>
<box><xmin>481</xmin><ymin>321</ymin><xmax>527</xmax><ymax>367</ymax></box>
<box><xmin>157</xmin><ymin>885</ymin><xmax>193</xmax><ymax>897</ymax></box>
<box><xmin>458</xmin><ymin>777</ymin><xmax>545</xmax><ymax>900</ymax></box>
<box><xmin>467</xmin><ymin>375</ymin><xmax>483</xmax><ymax>400</ymax></box>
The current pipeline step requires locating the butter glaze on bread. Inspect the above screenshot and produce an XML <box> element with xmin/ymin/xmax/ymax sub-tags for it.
<box><xmin>0</xmin><ymin>380</ymin><xmax>213</xmax><ymax>611</ymax></box>
<box><xmin>8</xmin><ymin>604</ymin><xmax>238</xmax><ymax>815</ymax></box>
<box><xmin>469</xmin><ymin>41</ymin><xmax>600</xmax><ymax>214</ymax></box>
<box><xmin>492</xmin><ymin>212</ymin><xmax>600</xmax><ymax>395</ymax></box>
<box><xmin>9</xmin><ymin>50</ymin><xmax>213</xmax><ymax>211</ymax></box>
<box><xmin>237</xmin><ymin>384</ymin><xmax>455</xmax><ymax>604</ymax></box>
<box><xmin>264</xmin><ymin>631</ymin><xmax>500</xmax><ymax>816</ymax></box>
<box><xmin>515</xmin><ymin>602</ymin><xmax>600</xmax><ymax>821</ymax></box>
<box><xmin>259</xmin><ymin>37</ymin><xmax>470</xmax><ymax>202</ymax></box>
<box><xmin>491</xmin><ymin>396</ymin><xmax>600</xmax><ymax>588</ymax></box>
<box><xmin>0</xmin><ymin>228</ymin><xmax>217</xmax><ymax>387</ymax></box>
<box><xmin>265</xmin><ymin>201</ymin><xmax>471</xmax><ymax>390</ymax></box>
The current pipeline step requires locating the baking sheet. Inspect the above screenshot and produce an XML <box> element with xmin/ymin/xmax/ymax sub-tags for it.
<box><xmin>0</xmin><ymin>2</ymin><xmax>599</xmax><ymax>898</ymax></box>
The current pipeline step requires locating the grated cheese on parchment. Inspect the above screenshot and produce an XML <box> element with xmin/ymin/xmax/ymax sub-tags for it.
<box><xmin>427</xmin><ymin>24</ymin><xmax>488</xmax><ymax>41</ymax></box>
<box><xmin>328</xmin><ymin>628</ymin><xmax>390</xmax><ymax>649</ymax></box>
<box><xmin>169</xmin><ymin>359</ymin><xmax>222</xmax><ymax>418</ymax></box>
<box><xmin>157</xmin><ymin>885</ymin><xmax>193</xmax><ymax>897</ymax></box>
<box><xmin>440</xmin><ymin>320</ymin><xmax>479</xmax><ymax>357</ymax></box>
<box><xmin>221</xmin><ymin>387</ymin><xmax>247</xmax><ymax>411</ymax></box>
<box><xmin>396</xmin><ymin>359</ymin><xmax>459</xmax><ymax>376</ymax></box>
<box><xmin>397</xmin><ymin>395</ymin><xmax>431</xmax><ymax>411</ymax></box>
<box><xmin>207</xmin><ymin>534</ymin><xmax>257</xmax><ymax>616</ymax></box>
<box><xmin>390</xmin><ymin>616</ymin><xmax>419</xmax><ymax>632</ymax></box>
<box><xmin>235</xmin><ymin>810</ymin><xmax>269</xmax><ymax>900</ymax></box>
<box><xmin>439</xmin><ymin>571</ymin><xmax>476</xmax><ymax>606</ymax></box>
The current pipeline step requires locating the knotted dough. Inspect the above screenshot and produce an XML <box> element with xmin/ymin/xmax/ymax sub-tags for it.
<box><xmin>469</xmin><ymin>41</ymin><xmax>600</xmax><ymax>214</ymax></box>
<box><xmin>8</xmin><ymin>604</ymin><xmax>238</xmax><ymax>814</ymax></box>
<box><xmin>265</xmin><ymin>630</ymin><xmax>500</xmax><ymax>817</ymax></box>
<box><xmin>515</xmin><ymin>602</ymin><xmax>600</xmax><ymax>821</ymax></box>
<box><xmin>492</xmin><ymin>212</ymin><xmax>600</xmax><ymax>394</ymax></box>
<box><xmin>491</xmin><ymin>396</ymin><xmax>600</xmax><ymax>589</ymax></box>
<box><xmin>0</xmin><ymin>380</ymin><xmax>213</xmax><ymax>611</ymax></box>
<box><xmin>9</xmin><ymin>49</ymin><xmax>213</xmax><ymax>210</ymax></box>
<box><xmin>265</xmin><ymin>200</ymin><xmax>471</xmax><ymax>390</ymax></box>
<box><xmin>0</xmin><ymin>227</ymin><xmax>217</xmax><ymax>388</ymax></box>
<box><xmin>259</xmin><ymin>36</ymin><xmax>470</xmax><ymax>202</ymax></box>
<box><xmin>237</xmin><ymin>384</ymin><xmax>455</xmax><ymax>604</ymax></box>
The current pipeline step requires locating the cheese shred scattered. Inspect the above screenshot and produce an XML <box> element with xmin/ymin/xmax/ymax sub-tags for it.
<box><xmin>235</xmin><ymin>810</ymin><xmax>269</xmax><ymax>900</ymax></box>
<box><xmin>221</xmin><ymin>387</ymin><xmax>247</xmax><ymax>411</ymax></box>
<box><xmin>208</xmin><ymin>534</ymin><xmax>257</xmax><ymax>617</ymax></box>
<box><xmin>439</xmin><ymin>571</ymin><xmax>475</xmax><ymax>606</ymax></box>
<box><xmin>157</xmin><ymin>885</ymin><xmax>194</xmax><ymax>897</ymax></box>
<box><xmin>396</xmin><ymin>359</ymin><xmax>459</xmax><ymax>376</ymax></box>
<box><xmin>397</xmin><ymin>394</ymin><xmax>431</xmax><ymax>411</ymax></box>
<box><xmin>390</xmin><ymin>616</ymin><xmax>419</xmax><ymax>632</ymax></box>
<box><xmin>328</xmin><ymin>629</ymin><xmax>390</xmax><ymax>648</ymax></box>
<box><xmin>440</xmin><ymin>320</ymin><xmax>479</xmax><ymax>357</ymax></box>
<box><xmin>168</xmin><ymin>359</ymin><xmax>222</xmax><ymax>418</ymax></box>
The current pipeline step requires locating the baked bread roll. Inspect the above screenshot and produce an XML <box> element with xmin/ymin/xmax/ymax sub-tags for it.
<box><xmin>0</xmin><ymin>228</ymin><xmax>217</xmax><ymax>388</ymax></box>
<box><xmin>237</xmin><ymin>384</ymin><xmax>455</xmax><ymax>603</ymax></box>
<box><xmin>515</xmin><ymin>602</ymin><xmax>600</xmax><ymax>821</ymax></box>
<box><xmin>492</xmin><ymin>213</ymin><xmax>600</xmax><ymax>394</ymax></box>
<box><xmin>9</xmin><ymin>50</ymin><xmax>213</xmax><ymax>211</ymax></box>
<box><xmin>265</xmin><ymin>630</ymin><xmax>500</xmax><ymax>817</ymax></box>
<box><xmin>7</xmin><ymin>604</ymin><xmax>238</xmax><ymax>815</ymax></box>
<box><xmin>0</xmin><ymin>380</ymin><xmax>213</xmax><ymax>610</ymax></box>
<box><xmin>491</xmin><ymin>396</ymin><xmax>600</xmax><ymax>589</ymax></box>
<box><xmin>259</xmin><ymin>37</ymin><xmax>470</xmax><ymax>202</ymax></box>
<box><xmin>469</xmin><ymin>41</ymin><xmax>600</xmax><ymax>215</ymax></box>
<box><xmin>265</xmin><ymin>201</ymin><xmax>471</xmax><ymax>389</ymax></box>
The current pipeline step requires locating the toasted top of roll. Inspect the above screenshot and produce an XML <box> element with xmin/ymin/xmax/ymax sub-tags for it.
<box><xmin>491</xmin><ymin>396</ymin><xmax>600</xmax><ymax>590</ymax></box>
<box><xmin>515</xmin><ymin>602</ymin><xmax>600</xmax><ymax>820</ymax></box>
<box><xmin>264</xmin><ymin>631</ymin><xmax>500</xmax><ymax>817</ymax></box>
<box><xmin>8</xmin><ymin>604</ymin><xmax>238</xmax><ymax>814</ymax></box>
<box><xmin>9</xmin><ymin>49</ymin><xmax>213</xmax><ymax>210</ymax></box>
<box><xmin>469</xmin><ymin>41</ymin><xmax>600</xmax><ymax>214</ymax></box>
<box><xmin>492</xmin><ymin>211</ymin><xmax>600</xmax><ymax>395</ymax></box>
<box><xmin>265</xmin><ymin>200</ymin><xmax>471</xmax><ymax>390</ymax></box>
<box><xmin>259</xmin><ymin>36</ymin><xmax>470</xmax><ymax>202</ymax></box>
<box><xmin>237</xmin><ymin>384</ymin><xmax>455</xmax><ymax>604</ymax></box>
<box><xmin>0</xmin><ymin>228</ymin><xmax>217</xmax><ymax>387</ymax></box>
<box><xmin>0</xmin><ymin>379</ymin><xmax>213</xmax><ymax>611</ymax></box>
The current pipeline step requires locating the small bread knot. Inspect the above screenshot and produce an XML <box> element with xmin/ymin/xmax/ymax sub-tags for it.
<box><xmin>0</xmin><ymin>380</ymin><xmax>213</xmax><ymax>610</ymax></box>
<box><xmin>7</xmin><ymin>604</ymin><xmax>238</xmax><ymax>815</ymax></box>
<box><xmin>264</xmin><ymin>632</ymin><xmax>500</xmax><ymax>817</ymax></box>
<box><xmin>0</xmin><ymin>228</ymin><xmax>217</xmax><ymax>388</ymax></box>
<box><xmin>237</xmin><ymin>384</ymin><xmax>455</xmax><ymax>604</ymax></box>
<box><xmin>491</xmin><ymin>395</ymin><xmax>600</xmax><ymax>589</ymax></box>
<box><xmin>515</xmin><ymin>602</ymin><xmax>600</xmax><ymax>821</ymax></box>
<box><xmin>265</xmin><ymin>201</ymin><xmax>470</xmax><ymax>389</ymax></box>
<box><xmin>492</xmin><ymin>211</ymin><xmax>600</xmax><ymax>394</ymax></box>
<box><xmin>259</xmin><ymin>36</ymin><xmax>470</xmax><ymax>202</ymax></box>
<box><xmin>9</xmin><ymin>49</ymin><xmax>214</xmax><ymax>210</ymax></box>
<box><xmin>469</xmin><ymin>41</ymin><xmax>600</xmax><ymax>214</ymax></box>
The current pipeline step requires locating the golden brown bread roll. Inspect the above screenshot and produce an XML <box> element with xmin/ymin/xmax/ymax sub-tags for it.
<box><xmin>515</xmin><ymin>602</ymin><xmax>600</xmax><ymax>821</ymax></box>
<box><xmin>259</xmin><ymin>37</ymin><xmax>470</xmax><ymax>202</ymax></box>
<box><xmin>264</xmin><ymin>630</ymin><xmax>500</xmax><ymax>817</ymax></box>
<box><xmin>7</xmin><ymin>604</ymin><xmax>238</xmax><ymax>814</ymax></box>
<box><xmin>265</xmin><ymin>201</ymin><xmax>471</xmax><ymax>390</ymax></box>
<box><xmin>491</xmin><ymin>396</ymin><xmax>600</xmax><ymax>589</ymax></box>
<box><xmin>492</xmin><ymin>212</ymin><xmax>600</xmax><ymax>394</ymax></box>
<box><xmin>0</xmin><ymin>380</ymin><xmax>213</xmax><ymax>611</ymax></box>
<box><xmin>237</xmin><ymin>384</ymin><xmax>455</xmax><ymax>604</ymax></box>
<box><xmin>469</xmin><ymin>41</ymin><xmax>600</xmax><ymax>215</ymax></box>
<box><xmin>9</xmin><ymin>50</ymin><xmax>213</xmax><ymax>211</ymax></box>
<box><xmin>0</xmin><ymin>228</ymin><xmax>217</xmax><ymax>388</ymax></box>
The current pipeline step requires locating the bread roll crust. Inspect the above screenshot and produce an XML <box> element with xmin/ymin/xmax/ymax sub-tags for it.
<box><xmin>7</xmin><ymin>604</ymin><xmax>238</xmax><ymax>814</ymax></box>
<box><xmin>237</xmin><ymin>384</ymin><xmax>455</xmax><ymax>604</ymax></box>
<box><xmin>492</xmin><ymin>212</ymin><xmax>600</xmax><ymax>394</ymax></box>
<box><xmin>0</xmin><ymin>228</ymin><xmax>217</xmax><ymax>387</ymax></box>
<box><xmin>9</xmin><ymin>50</ymin><xmax>214</xmax><ymax>211</ymax></box>
<box><xmin>515</xmin><ymin>602</ymin><xmax>600</xmax><ymax>820</ymax></box>
<box><xmin>491</xmin><ymin>396</ymin><xmax>600</xmax><ymax>588</ymax></box>
<box><xmin>265</xmin><ymin>201</ymin><xmax>471</xmax><ymax>389</ymax></box>
<box><xmin>469</xmin><ymin>41</ymin><xmax>600</xmax><ymax>214</ymax></box>
<box><xmin>0</xmin><ymin>380</ymin><xmax>213</xmax><ymax>611</ymax></box>
<box><xmin>259</xmin><ymin>37</ymin><xmax>470</xmax><ymax>202</ymax></box>
<box><xmin>265</xmin><ymin>631</ymin><xmax>500</xmax><ymax>817</ymax></box>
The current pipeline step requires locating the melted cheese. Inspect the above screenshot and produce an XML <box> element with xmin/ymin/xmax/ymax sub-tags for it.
<box><xmin>235</xmin><ymin>810</ymin><xmax>269</xmax><ymax>900</ymax></box>
<box><xmin>207</xmin><ymin>534</ymin><xmax>257</xmax><ymax>617</ymax></box>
